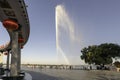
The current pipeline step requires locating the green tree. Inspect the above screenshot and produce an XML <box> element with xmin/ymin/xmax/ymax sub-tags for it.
<box><xmin>81</xmin><ymin>43</ymin><xmax>120</xmax><ymax>66</ymax></box>
<box><xmin>114</xmin><ymin>61</ymin><xmax>120</xmax><ymax>68</ymax></box>
<box><xmin>81</xmin><ymin>45</ymin><xmax>98</xmax><ymax>64</ymax></box>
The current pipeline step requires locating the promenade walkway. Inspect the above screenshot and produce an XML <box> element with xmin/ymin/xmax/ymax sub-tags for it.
<box><xmin>24</xmin><ymin>67</ymin><xmax>120</xmax><ymax>80</ymax></box>
<box><xmin>26</xmin><ymin>70</ymin><xmax>62</xmax><ymax>80</ymax></box>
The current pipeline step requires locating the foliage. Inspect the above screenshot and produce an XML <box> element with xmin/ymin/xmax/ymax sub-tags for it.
<box><xmin>81</xmin><ymin>43</ymin><xmax>120</xmax><ymax>65</ymax></box>
<box><xmin>114</xmin><ymin>61</ymin><xmax>120</xmax><ymax>68</ymax></box>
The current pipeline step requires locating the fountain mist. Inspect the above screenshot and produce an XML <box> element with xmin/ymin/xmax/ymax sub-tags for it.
<box><xmin>56</xmin><ymin>5</ymin><xmax>79</xmax><ymax>64</ymax></box>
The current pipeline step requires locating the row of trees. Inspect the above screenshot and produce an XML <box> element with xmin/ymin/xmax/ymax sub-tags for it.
<box><xmin>80</xmin><ymin>43</ymin><xmax>120</xmax><ymax>67</ymax></box>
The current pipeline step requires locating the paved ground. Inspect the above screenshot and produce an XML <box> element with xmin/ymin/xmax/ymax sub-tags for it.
<box><xmin>23</xmin><ymin>66</ymin><xmax>120</xmax><ymax>80</ymax></box>
<box><xmin>26</xmin><ymin>70</ymin><xmax>63</xmax><ymax>80</ymax></box>
<box><xmin>25</xmin><ymin>69</ymin><xmax>120</xmax><ymax>80</ymax></box>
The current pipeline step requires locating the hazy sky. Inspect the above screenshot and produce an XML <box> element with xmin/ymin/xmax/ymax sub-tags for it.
<box><xmin>1</xmin><ymin>0</ymin><xmax>120</xmax><ymax>65</ymax></box>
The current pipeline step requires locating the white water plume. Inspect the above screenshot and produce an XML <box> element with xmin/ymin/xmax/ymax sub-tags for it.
<box><xmin>56</xmin><ymin>5</ymin><xmax>80</xmax><ymax>64</ymax></box>
<box><xmin>56</xmin><ymin>5</ymin><xmax>76</xmax><ymax>42</ymax></box>
<box><xmin>57</xmin><ymin>46</ymin><xmax>69</xmax><ymax>64</ymax></box>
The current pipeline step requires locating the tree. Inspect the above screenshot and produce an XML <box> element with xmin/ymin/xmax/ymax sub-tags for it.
<box><xmin>81</xmin><ymin>45</ymin><xmax>98</xmax><ymax>64</ymax></box>
<box><xmin>80</xmin><ymin>43</ymin><xmax>120</xmax><ymax>66</ymax></box>
<box><xmin>114</xmin><ymin>61</ymin><xmax>120</xmax><ymax>68</ymax></box>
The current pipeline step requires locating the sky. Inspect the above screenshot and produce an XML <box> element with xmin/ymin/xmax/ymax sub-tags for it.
<box><xmin>1</xmin><ymin>0</ymin><xmax>120</xmax><ymax>65</ymax></box>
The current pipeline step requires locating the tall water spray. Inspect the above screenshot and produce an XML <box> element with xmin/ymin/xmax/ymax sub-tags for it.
<box><xmin>56</xmin><ymin>5</ymin><xmax>79</xmax><ymax>64</ymax></box>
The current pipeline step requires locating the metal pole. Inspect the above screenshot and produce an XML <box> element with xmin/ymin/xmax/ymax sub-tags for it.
<box><xmin>6</xmin><ymin>50</ymin><xmax>10</xmax><ymax>70</ymax></box>
<box><xmin>10</xmin><ymin>31</ymin><xmax>19</xmax><ymax>76</ymax></box>
<box><xmin>6</xmin><ymin>50</ymin><xmax>10</xmax><ymax>76</ymax></box>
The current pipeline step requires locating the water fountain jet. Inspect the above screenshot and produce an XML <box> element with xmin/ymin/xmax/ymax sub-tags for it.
<box><xmin>56</xmin><ymin>5</ymin><xmax>79</xmax><ymax>65</ymax></box>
